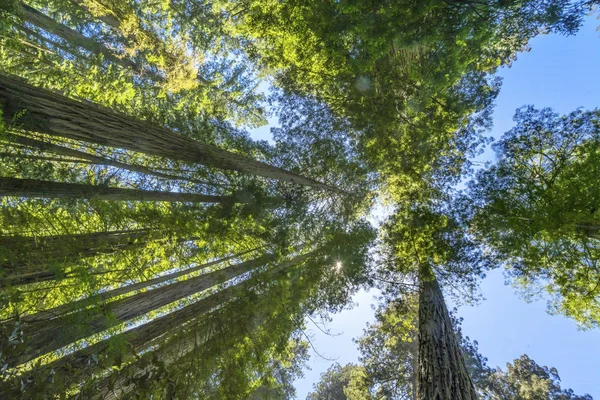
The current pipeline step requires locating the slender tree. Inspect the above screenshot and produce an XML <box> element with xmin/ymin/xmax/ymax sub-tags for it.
<box><xmin>17</xmin><ymin>3</ymin><xmax>147</xmax><ymax>76</ymax></box>
<box><xmin>3</xmin><ymin>248</ymin><xmax>321</xmax><ymax>397</ymax></box>
<box><xmin>0</xmin><ymin>74</ymin><xmax>345</xmax><ymax>193</ymax></box>
<box><xmin>0</xmin><ymin>176</ymin><xmax>240</xmax><ymax>203</ymax></box>
<box><xmin>7</xmin><ymin>253</ymin><xmax>278</xmax><ymax>367</ymax></box>
<box><xmin>1</xmin><ymin>229</ymin><xmax>156</xmax><ymax>283</ymax></box>
<box><xmin>4</xmin><ymin>133</ymin><xmax>215</xmax><ymax>186</ymax></box>
<box><xmin>22</xmin><ymin>247</ymin><xmax>259</xmax><ymax>322</ymax></box>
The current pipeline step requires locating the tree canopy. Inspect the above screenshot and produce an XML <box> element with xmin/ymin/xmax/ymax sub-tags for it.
<box><xmin>0</xmin><ymin>0</ymin><xmax>598</xmax><ymax>398</ymax></box>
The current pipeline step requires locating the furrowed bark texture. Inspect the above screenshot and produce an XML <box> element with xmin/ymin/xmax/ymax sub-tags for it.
<box><xmin>417</xmin><ymin>267</ymin><xmax>477</xmax><ymax>400</ymax></box>
<box><xmin>1</xmin><ymin>281</ymin><xmax>243</xmax><ymax>398</ymax></box>
<box><xmin>91</xmin><ymin>250</ymin><xmax>317</xmax><ymax>400</ymax></box>
<box><xmin>10</xmin><ymin>254</ymin><xmax>277</xmax><ymax>367</ymax></box>
<box><xmin>0</xmin><ymin>177</ymin><xmax>230</xmax><ymax>203</ymax></box>
<box><xmin>4</xmin><ymin>250</ymin><xmax>314</xmax><ymax>398</ymax></box>
<box><xmin>22</xmin><ymin>247</ymin><xmax>259</xmax><ymax>323</ymax></box>
<box><xmin>6</xmin><ymin>133</ymin><xmax>211</xmax><ymax>185</ymax></box>
<box><xmin>0</xmin><ymin>74</ymin><xmax>343</xmax><ymax>192</ymax></box>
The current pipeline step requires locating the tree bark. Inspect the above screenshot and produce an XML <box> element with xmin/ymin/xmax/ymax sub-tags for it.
<box><xmin>0</xmin><ymin>74</ymin><xmax>346</xmax><ymax>193</ymax></box>
<box><xmin>22</xmin><ymin>247</ymin><xmax>260</xmax><ymax>323</ymax></box>
<box><xmin>90</xmin><ymin>250</ymin><xmax>317</xmax><ymax>400</ymax></box>
<box><xmin>9</xmin><ymin>253</ymin><xmax>277</xmax><ymax>367</ymax></box>
<box><xmin>66</xmin><ymin>0</ymin><xmax>122</xmax><ymax>29</ymax></box>
<box><xmin>4</xmin><ymin>250</ymin><xmax>315</xmax><ymax>397</ymax></box>
<box><xmin>0</xmin><ymin>229</ymin><xmax>153</xmax><ymax>280</ymax></box>
<box><xmin>417</xmin><ymin>265</ymin><xmax>478</xmax><ymax>400</ymax></box>
<box><xmin>0</xmin><ymin>231</ymin><xmax>201</xmax><ymax>286</ymax></box>
<box><xmin>0</xmin><ymin>177</ymin><xmax>232</xmax><ymax>203</ymax></box>
<box><xmin>2</xmin><ymin>281</ymin><xmax>239</xmax><ymax>398</ymax></box>
<box><xmin>5</xmin><ymin>133</ymin><xmax>214</xmax><ymax>186</ymax></box>
<box><xmin>18</xmin><ymin>3</ymin><xmax>145</xmax><ymax>75</ymax></box>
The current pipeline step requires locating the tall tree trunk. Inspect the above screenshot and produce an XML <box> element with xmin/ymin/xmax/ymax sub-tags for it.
<box><xmin>18</xmin><ymin>4</ymin><xmax>147</xmax><ymax>75</ymax></box>
<box><xmin>5</xmin><ymin>133</ymin><xmax>215</xmax><ymax>186</ymax></box>
<box><xmin>2</xmin><ymin>280</ymin><xmax>239</xmax><ymax>398</ymax></box>
<box><xmin>417</xmin><ymin>264</ymin><xmax>477</xmax><ymax>400</ymax></box>
<box><xmin>90</xmin><ymin>250</ymin><xmax>317</xmax><ymax>400</ymax></box>
<box><xmin>0</xmin><ymin>229</ymin><xmax>154</xmax><ymax>282</ymax></box>
<box><xmin>4</xmin><ymin>250</ymin><xmax>314</xmax><ymax>398</ymax></box>
<box><xmin>23</xmin><ymin>247</ymin><xmax>260</xmax><ymax>323</ymax></box>
<box><xmin>0</xmin><ymin>177</ymin><xmax>234</xmax><ymax>203</ymax></box>
<box><xmin>0</xmin><ymin>232</ymin><xmax>200</xmax><ymax>286</ymax></box>
<box><xmin>9</xmin><ymin>253</ymin><xmax>277</xmax><ymax>367</ymax></box>
<box><xmin>0</xmin><ymin>74</ymin><xmax>346</xmax><ymax>193</ymax></box>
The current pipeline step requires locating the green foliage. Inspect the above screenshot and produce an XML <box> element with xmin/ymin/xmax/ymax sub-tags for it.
<box><xmin>307</xmin><ymin>363</ymin><xmax>373</xmax><ymax>400</ymax></box>
<box><xmin>465</xmin><ymin>106</ymin><xmax>600</xmax><ymax>328</ymax></box>
<box><xmin>482</xmin><ymin>355</ymin><xmax>593</xmax><ymax>400</ymax></box>
<box><xmin>0</xmin><ymin>0</ymin><xmax>597</xmax><ymax>397</ymax></box>
<box><xmin>218</xmin><ymin>0</ymin><xmax>588</xmax><ymax>199</ymax></box>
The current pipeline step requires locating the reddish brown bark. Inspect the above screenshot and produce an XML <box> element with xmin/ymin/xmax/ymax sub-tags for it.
<box><xmin>417</xmin><ymin>265</ymin><xmax>478</xmax><ymax>400</ymax></box>
<box><xmin>0</xmin><ymin>74</ymin><xmax>345</xmax><ymax>193</ymax></box>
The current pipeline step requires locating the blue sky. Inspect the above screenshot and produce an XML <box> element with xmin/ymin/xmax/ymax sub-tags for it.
<box><xmin>252</xmin><ymin>14</ymin><xmax>600</xmax><ymax>399</ymax></box>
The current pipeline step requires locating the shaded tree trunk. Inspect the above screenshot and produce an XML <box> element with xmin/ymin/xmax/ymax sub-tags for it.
<box><xmin>90</xmin><ymin>250</ymin><xmax>318</xmax><ymax>400</ymax></box>
<box><xmin>575</xmin><ymin>222</ymin><xmax>600</xmax><ymax>240</ymax></box>
<box><xmin>22</xmin><ymin>247</ymin><xmax>260</xmax><ymax>323</ymax></box>
<box><xmin>9</xmin><ymin>253</ymin><xmax>277</xmax><ymax>367</ymax></box>
<box><xmin>417</xmin><ymin>264</ymin><xmax>477</xmax><ymax>400</ymax></box>
<box><xmin>0</xmin><ymin>74</ymin><xmax>345</xmax><ymax>193</ymax></box>
<box><xmin>0</xmin><ymin>232</ymin><xmax>202</xmax><ymax>286</ymax></box>
<box><xmin>67</xmin><ymin>0</ymin><xmax>122</xmax><ymax>29</ymax></box>
<box><xmin>5</xmin><ymin>133</ymin><xmax>215</xmax><ymax>186</ymax></box>
<box><xmin>4</xmin><ymin>250</ymin><xmax>315</xmax><ymax>397</ymax></box>
<box><xmin>2</xmin><ymin>281</ymin><xmax>240</xmax><ymax>398</ymax></box>
<box><xmin>0</xmin><ymin>177</ymin><xmax>233</xmax><ymax>203</ymax></box>
<box><xmin>0</xmin><ymin>229</ymin><xmax>155</xmax><ymax>283</ymax></box>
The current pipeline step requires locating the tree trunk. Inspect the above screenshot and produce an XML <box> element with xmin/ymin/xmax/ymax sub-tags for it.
<box><xmin>9</xmin><ymin>253</ymin><xmax>277</xmax><ymax>367</ymax></box>
<box><xmin>0</xmin><ymin>74</ymin><xmax>346</xmax><ymax>193</ymax></box>
<box><xmin>4</xmin><ymin>250</ymin><xmax>315</xmax><ymax>397</ymax></box>
<box><xmin>0</xmin><ymin>231</ymin><xmax>201</xmax><ymax>286</ymax></box>
<box><xmin>22</xmin><ymin>247</ymin><xmax>260</xmax><ymax>323</ymax></box>
<box><xmin>0</xmin><ymin>229</ymin><xmax>153</xmax><ymax>280</ymax></box>
<box><xmin>2</xmin><ymin>281</ymin><xmax>239</xmax><ymax>398</ymax></box>
<box><xmin>575</xmin><ymin>223</ymin><xmax>600</xmax><ymax>240</ymax></box>
<box><xmin>63</xmin><ymin>0</ymin><xmax>209</xmax><ymax>85</ymax></box>
<box><xmin>18</xmin><ymin>3</ymin><xmax>146</xmax><ymax>75</ymax></box>
<box><xmin>5</xmin><ymin>133</ymin><xmax>215</xmax><ymax>186</ymax></box>
<box><xmin>417</xmin><ymin>265</ymin><xmax>477</xmax><ymax>400</ymax></box>
<box><xmin>90</xmin><ymin>250</ymin><xmax>317</xmax><ymax>400</ymax></box>
<box><xmin>0</xmin><ymin>177</ymin><xmax>233</xmax><ymax>203</ymax></box>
